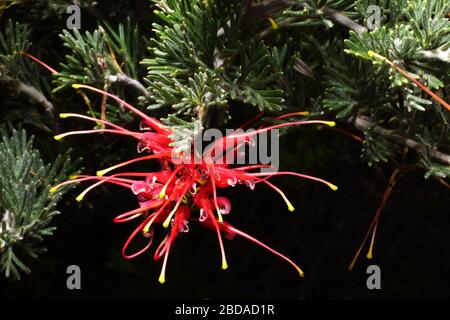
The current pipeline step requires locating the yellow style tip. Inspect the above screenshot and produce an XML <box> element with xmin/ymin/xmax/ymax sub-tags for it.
<box><xmin>288</xmin><ymin>204</ymin><xmax>295</xmax><ymax>212</ymax></box>
<box><xmin>366</xmin><ymin>251</ymin><xmax>373</xmax><ymax>260</ymax></box>
<box><xmin>268</xmin><ymin>17</ymin><xmax>279</xmax><ymax>30</ymax></box>
<box><xmin>143</xmin><ymin>225</ymin><xmax>151</xmax><ymax>234</ymax></box>
<box><xmin>75</xmin><ymin>194</ymin><xmax>84</xmax><ymax>202</ymax></box>
<box><xmin>158</xmin><ymin>275</ymin><xmax>165</xmax><ymax>284</ymax></box>
<box><xmin>299</xmin><ymin>270</ymin><xmax>305</xmax><ymax>278</ymax></box>
<box><xmin>49</xmin><ymin>186</ymin><xmax>59</xmax><ymax>193</ymax></box>
<box><xmin>69</xmin><ymin>175</ymin><xmax>79</xmax><ymax>180</ymax></box>
<box><xmin>53</xmin><ymin>134</ymin><xmax>65</xmax><ymax>141</ymax></box>
<box><xmin>297</xmin><ymin>111</ymin><xmax>310</xmax><ymax>116</ymax></box>
<box><xmin>329</xmin><ymin>184</ymin><xmax>338</xmax><ymax>191</ymax></box>
<box><xmin>59</xmin><ymin>113</ymin><xmax>71</xmax><ymax>119</ymax></box>
<box><xmin>324</xmin><ymin>121</ymin><xmax>336</xmax><ymax>127</ymax></box>
<box><xmin>72</xmin><ymin>84</ymin><xmax>83</xmax><ymax>89</ymax></box>
<box><xmin>96</xmin><ymin>170</ymin><xmax>107</xmax><ymax>177</ymax></box>
<box><xmin>162</xmin><ymin>220</ymin><xmax>170</xmax><ymax>229</ymax></box>
<box><xmin>367</xmin><ymin>50</ymin><xmax>388</xmax><ymax>62</ymax></box>
<box><xmin>222</xmin><ymin>261</ymin><xmax>228</xmax><ymax>270</ymax></box>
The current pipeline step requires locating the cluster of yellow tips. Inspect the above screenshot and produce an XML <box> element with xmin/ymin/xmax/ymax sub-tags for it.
<box><xmin>279</xmin><ymin>180</ymin><xmax>338</xmax><ymax>213</ymax></box>
<box><xmin>47</xmin><ymin>83</ymin><xmax>342</xmax><ymax>283</ymax></box>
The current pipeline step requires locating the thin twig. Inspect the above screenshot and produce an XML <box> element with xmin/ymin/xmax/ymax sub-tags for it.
<box><xmin>419</xmin><ymin>48</ymin><xmax>450</xmax><ymax>63</ymax></box>
<box><xmin>348</xmin><ymin>115</ymin><xmax>450</xmax><ymax>166</ymax></box>
<box><xmin>320</xmin><ymin>6</ymin><xmax>367</xmax><ymax>35</ymax></box>
<box><xmin>11</xmin><ymin>80</ymin><xmax>55</xmax><ymax>116</ymax></box>
<box><xmin>241</xmin><ymin>0</ymin><xmax>296</xmax><ymax>22</ymax></box>
<box><xmin>107</xmin><ymin>74</ymin><xmax>152</xmax><ymax>99</ymax></box>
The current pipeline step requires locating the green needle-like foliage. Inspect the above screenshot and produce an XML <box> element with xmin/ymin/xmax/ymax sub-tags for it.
<box><xmin>143</xmin><ymin>0</ymin><xmax>286</xmax><ymax>124</ymax></box>
<box><xmin>55</xmin><ymin>21</ymin><xmax>140</xmax><ymax>92</ymax></box>
<box><xmin>0</xmin><ymin>128</ymin><xmax>78</xmax><ymax>280</ymax></box>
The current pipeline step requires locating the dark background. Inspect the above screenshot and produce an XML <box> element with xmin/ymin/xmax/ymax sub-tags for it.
<box><xmin>0</xmin><ymin>1</ymin><xmax>449</xmax><ymax>299</ymax></box>
<box><xmin>1</xmin><ymin>128</ymin><xmax>449</xmax><ymax>299</ymax></box>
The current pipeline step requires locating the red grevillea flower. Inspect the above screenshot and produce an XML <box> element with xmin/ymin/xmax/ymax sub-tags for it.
<box><xmin>51</xmin><ymin>84</ymin><xmax>338</xmax><ymax>284</ymax></box>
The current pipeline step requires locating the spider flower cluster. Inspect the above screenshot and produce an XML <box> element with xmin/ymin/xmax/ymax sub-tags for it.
<box><xmin>51</xmin><ymin>84</ymin><xmax>337</xmax><ymax>283</ymax></box>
